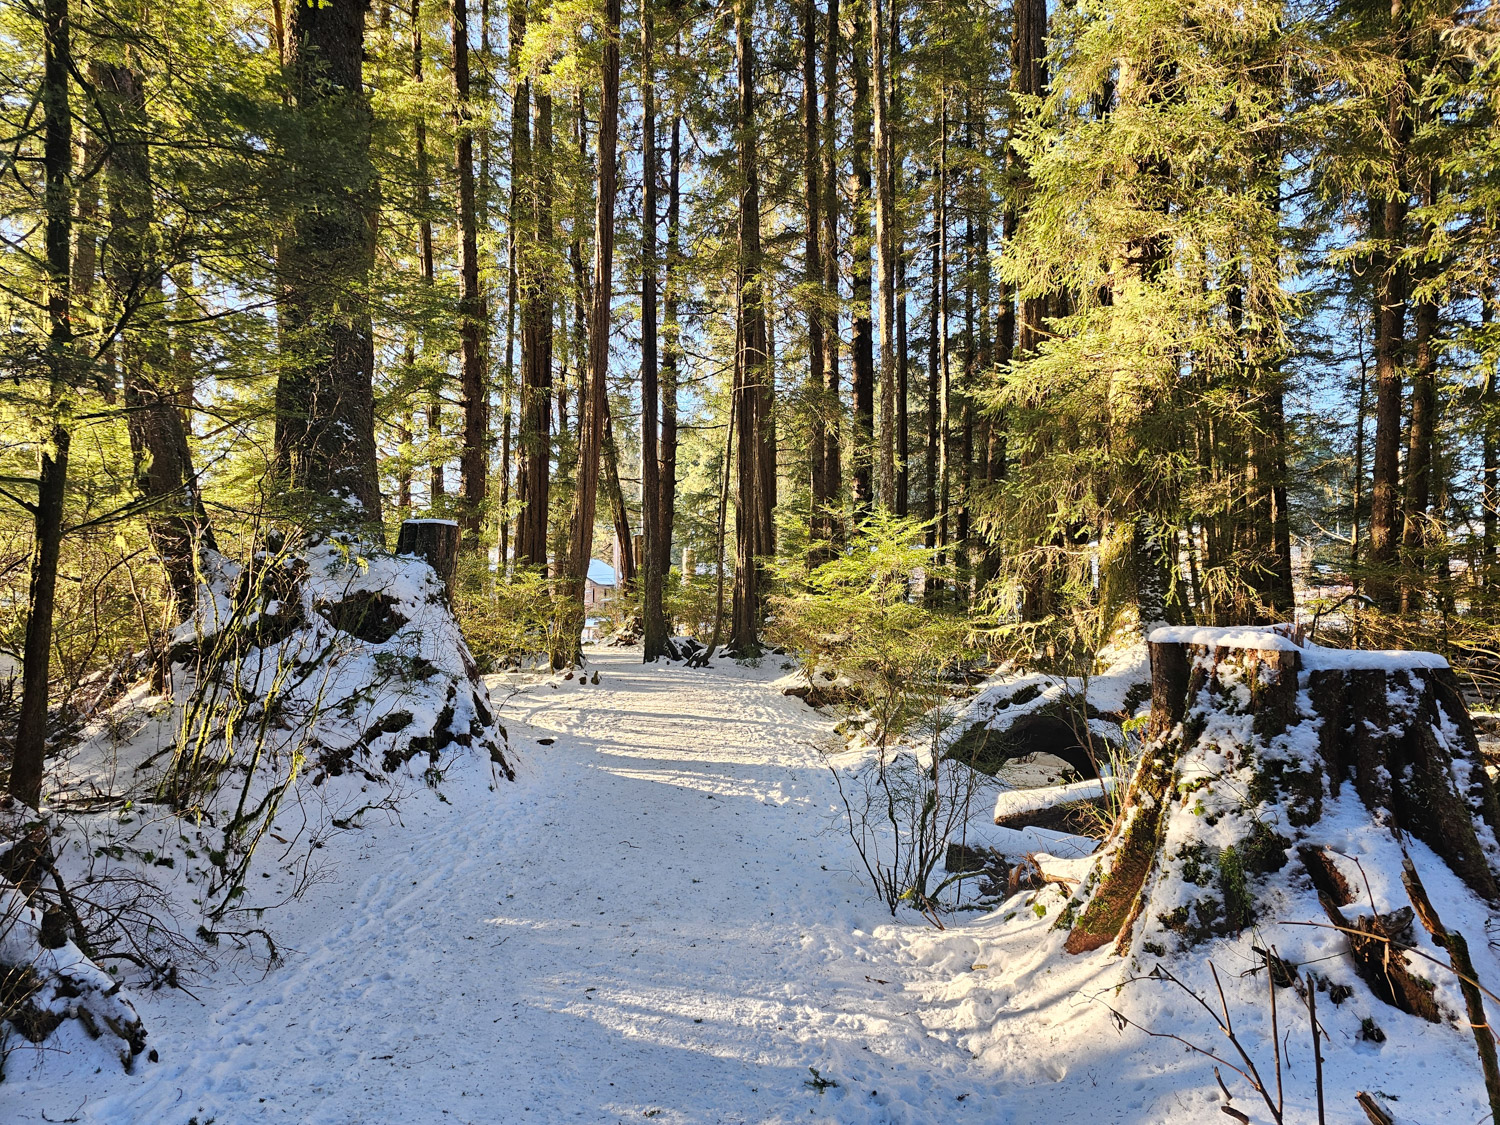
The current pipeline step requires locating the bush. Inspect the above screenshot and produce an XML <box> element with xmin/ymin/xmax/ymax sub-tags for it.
<box><xmin>769</xmin><ymin>513</ymin><xmax>973</xmax><ymax>747</ymax></box>
<box><xmin>453</xmin><ymin>562</ymin><xmax>579</xmax><ymax>671</ymax></box>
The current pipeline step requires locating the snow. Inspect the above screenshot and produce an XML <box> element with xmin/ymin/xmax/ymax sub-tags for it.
<box><xmin>587</xmin><ymin>559</ymin><xmax>617</xmax><ymax>587</ymax></box>
<box><xmin>7</xmin><ymin>648</ymin><xmax>1497</xmax><ymax>1124</ymax></box>
<box><xmin>1148</xmin><ymin>624</ymin><xmax>1305</xmax><ymax>651</ymax></box>
<box><xmin>2</xmin><ymin>651</ymin><xmax>1008</xmax><ymax>1123</ymax></box>
<box><xmin>992</xmin><ymin>777</ymin><xmax>1115</xmax><ymax>824</ymax></box>
<box><xmin>1300</xmin><ymin>646</ymin><xmax>1450</xmax><ymax>671</ymax></box>
<box><xmin>1148</xmin><ymin>625</ymin><xmax>1450</xmax><ymax>670</ymax></box>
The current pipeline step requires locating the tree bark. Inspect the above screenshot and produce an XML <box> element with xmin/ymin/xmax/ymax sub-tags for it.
<box><xmin>814</xmin><ymin>0</ymin><xmax>842</xmax><ymax>550</ymax></box>
<box><xmin>275</xmin><ymin>0</ymin><xmax>383</xmax><ymax>520</ymax></box>
<box><xmin>924</xmin><ymin>187</ymin><xmax>939</xmax><ymax>551</ymax></box>
<box><xmin>516</xmin><ymin>34</ymin><xmax>554</xmax><ymax>571</ymax></box>
<box><xmin>563</xmin><ymin>0</ymin><xmax>621</xmax><ymax>662</ymax></box>
<box><xmin>1013</xmin><ymin>0</ymin><xmax>1047</xmax><ymax>357</ymax></box>
<box><xmin>802</xmin><ymin>0</ymin><xmax>829</xmax><ymax>557</ymax></box>
<box><xmin>12</xmin><ymin>0</ymin><xmax>73</xmax><ymax>810</ymax></box>
<box><xmin>892</xmin><ymin>6</ymin><xmax>908</xmax><ymax>518</ymax></box>
<box><xmin>872</xmin><ymin>0</ymin><xmax>896</xmax><ymax>509</ymax></box>
<box><xmin>453</xmin><ymin>0</ymin><xmax>489</xmax><ymax>546</ymax></box>
<box><xmin>412</xmin><ymin>0</ymin><xmax>443</xmax><ymax>503</ymax></box>
<box><xmin>849</xmin><ymin>2</ymin><xmax>875</xmax><ymax>517</ymax></box>
<box><xmin>1484</xmin><ymin>295</ymin><xmax>1498</xmax><ymax>588</ymax></box>
<box><xmin>730</xmin><ymin>0</ymin><xmax>769</xmax><ymax>654</ymax></box>
<box><xmin>640</xmin><ymin>0</ymin><xmax>669</xmax><ymax>658</ymax></box>
<box><xmin>934</xmin><ymin>93</ymin><xmax>951</xmax><ymax>596</ymax></box>
<box><xmin>397</xmin><ymin>518</ymin><xmax>461</xmax><ymax>601</ymax></box>
<box><xmin>1366</xmin><ymin>0</ymin><xmax>1412</xmax><ymax>610</ymax></box>
<box><xmin>659</xmin><ymin>81</ymin><xmax>681</xmax><ymax>583</ymax></box>
<box><xmin>1402</xmin><ymin>169</ymin><xmax>1439</xmax><ymax>609</ymax></box>
<box><xmin>100</xmin><ymin>61</ymin><xmax>216</xmax><ymax>617</ymax></box>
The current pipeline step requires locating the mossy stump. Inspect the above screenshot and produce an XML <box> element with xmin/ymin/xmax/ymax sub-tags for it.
<box><xmin>1063</xmin><ymin>627</ymin><xmax>1500</xmax><ymax>966</ymax></box>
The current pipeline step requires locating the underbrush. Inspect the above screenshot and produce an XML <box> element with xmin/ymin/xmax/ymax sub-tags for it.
<box><xmin>454</xmin><ymin>561</ymin><xmax>579</xmax><ymax>671</ymax></box>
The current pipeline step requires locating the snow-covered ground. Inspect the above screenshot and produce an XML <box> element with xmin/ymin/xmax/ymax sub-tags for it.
<box><xmin>3</xmin><ymin>650</ymin><xmax>1011</xmax><ymax>1124</ymax></box>
<box><xmin>7</xmin><ymin>647</ymin><xmax>1498</xmax><ymax>1124</ymax></box>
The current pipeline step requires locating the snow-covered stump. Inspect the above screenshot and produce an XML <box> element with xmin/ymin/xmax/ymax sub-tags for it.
<box><xmin>1062</xmin><ymin>626</ymin><xmax>1500</xmax><ymax>991</ymax></box>
<box><xmin>396</xmin><ymin>518</ymin><xmax>461</xmax><ymax>604</ymax></box>
<box><xmin>160</xmin><ymin>535</ymin><xmax>513</xmax><ymax>915</ymax></box>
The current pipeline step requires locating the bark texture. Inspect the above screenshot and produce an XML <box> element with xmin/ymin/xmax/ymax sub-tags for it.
<box><xmin>275</xmin><ymin>0</ymin><xmax>383</xmax><ymax>520</ymax></box>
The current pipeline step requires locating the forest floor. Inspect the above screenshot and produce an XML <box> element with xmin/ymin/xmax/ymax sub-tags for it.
<box><xmin>8</xmin><ymin>647</ymin><xmax>1476</xmax><ymax>1123</ymax></box>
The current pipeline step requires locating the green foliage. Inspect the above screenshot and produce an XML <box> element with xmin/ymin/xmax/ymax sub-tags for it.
<box><xmin>768</xmin><ymin>514</ymin><xmax>971</xmax><ymax>746</ymax></box>
<box><xmin>453</xmin><ymin>563</ymin><xmax>579</xmax><ymax>671</ymax></box>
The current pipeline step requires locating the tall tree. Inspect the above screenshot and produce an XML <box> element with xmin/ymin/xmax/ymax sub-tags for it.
<box><xmin>641</xmin><ymin>0</ymin><xmax>669</xmax><ymax>658</ymax></box>
<box><xmin>562</xmin><ymin>0</ymin><xmax>622</xmax><ymax>661</ymax></box>
<box><xmin>1403</xmin><ymin>167</ymin><xmax>1440</xmax><ymax>607</ymax></box>
<box><xmin>731</xmin><ymin>0</ymin><xmax>770</xmax><ymax>653</ymax></box>
<box><xmin>1013</xmin><ymin>0</ymin><xmax>1047</xmax><ymax>358</ymax></box>
<box><xmin>872</xmin><ymin>0</ymin><xmax>896</xmax><ymax>508</ymax></box>
<box><xmin>515</xmin><ymin>2</ymin><xmax>554</xmax><ymax>570</ymax></box>
<box><xmin>811</xmin><ymin>0</ymin><xmax>842</xmax><ymax>553</ymax></box>
<box><xmin>849</xmin><ymin>1</ymin><xmax>875</xmax><ymax>515</ymax></box>
<box><xmin>413</xmin><ymin>0</ymin><xmax>442</xmax><ymax>502</ymax></box>
<box><xmin>275</xmin><ymin>0</ymin><xmax>382</xmax><ymax>520</ymax></box>
<box><xmin>99</xmin><ymin>60</ymin><xmax>216</xmax><ymax>615</ymax></box>
<box><xmin>658</xmin><ymin>26</ymin><xmax>682</xmax><ymax>583</ymax></box>
<box><xmin>453</xmin><ymin>0</ymin><xmax>489</xmax><ymax>545</ymax></box>
<box><xmin>11</xmin><ymin>0</ymin><xmax>74</xmax><ymax>809</ymax></box>
<box><xmin>802</xmin><ymin>0</ymin><xmax>828</xmax><ymax>555</ymax></box>
<box><xmin>1366</xmin><ymin>0</ymin><xmax>1413</xmax><ymax>608</ymax></box>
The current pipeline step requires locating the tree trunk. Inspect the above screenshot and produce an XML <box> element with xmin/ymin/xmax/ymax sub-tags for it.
<box><xmin>659</xmin><ymin>94</ymin><xmax>681</xmax><ymax>584</ymax></box>
<box><xmin>516</xmin><ymin>46</ymin><xmax>554</xmax><ymax>571</ymax></box>
<box><xmin>1366</xmin><ymin>0</ymin><xmax>1412</xmax><ymax>610</ymax></box>
<box><xmin>935</xmin><ymin>92</ymin><xmax>951</xmax><ymax>596</ymax></box>
<box><xmin>815</xmin><ymin>0</ymin><xmax>842</xmax><ymax>551</ymax></box>
<box><xmin>563</xmin><ymin>0</ymin><xmax>621</xmax><ymax>663</ymax></box>
<box><xmin>956</xmin><ymin>124</ymin><xmax>976</xmax><ymax>595</ymax></box>
<box><xmin>1402</xmin><ymin>170</ymin><xmax>1439</xmax><ymax>610</ymax></box>
<box><xmin>275</xmin><ymin>0</ymin><xmax>382</xmax><ymax>521</ymax></box>
<box><xmin>602</xmin><ymin>395</ymin><xmax>636</xmax><ymax>593</ymax></box>
<box><xmin>100</xmin><ymin>61</ymin><xmax>216</xmax><ymax>617</ymax></box>
<box><xmin>11</xmin><ymin>0</ymin><xmax>73</xmax><ymax>810</ymax></box>
<box><xmin>730</xmin><ymin>0</ymin><xmax>768</xmax><ymax>655</ymax></box>
<box><xmin>410</xmin><ymin>1</ymin><xmax>444</xmax><ymax>504</ymax></box>
<box><xmin>872</xmin><ymin>0</ymin><xmax>896</xmax><ymax>509</ymax></box>
<box><xmin>924</xmin><ymin>192</ymin><xmax>939</xmax><ymax>552</ymax></box>
<box><xmin>640</xmin><ymin>0</ymin><xmax>669</xmax><ymax>659</ymax></box>
<box><xmin>499</xmin><ymin>159</ymin><xmax>518</xmax><ymax>570</ymax></box>
<box><xmin>802</xmin><ymin>0</ymin><xmax>829</xmax><ymax>558</ymax></box>
<box><xmin>1013</xmin><ymin>0</ymin><xmax>1047</xmax><ymax>357</ymax></box>
<box><xmin>453</xmin><ymin>0</ymin><xmax>489</xmax><ymax>547</ymax></box>
<box><xmin>397</xmin><ymin>518</ymin><xmax>461</xmax><ymax>602</ymax></box>
<box><xmin>1484</xmin><ymin>295</ymin><xmax>1498</xmax><ymax>589</ymax></box>
<box><xmin>893</xmin><ymin>5</ymin><xmax>909</xmax><ymax>519</ymax></box>
<box><xmin>849</xmin><ymin>3</ymin><xmax>875</xmax><ymax>517</ymax></box>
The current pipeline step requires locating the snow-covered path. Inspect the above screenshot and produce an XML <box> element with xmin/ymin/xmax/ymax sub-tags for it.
<box><xmin>7</xmin><ymin>650</ymin><xmax>1009</xmax><ymax>1124</ymax></box>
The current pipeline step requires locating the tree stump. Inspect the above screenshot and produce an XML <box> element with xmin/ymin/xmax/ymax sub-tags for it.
<box><xmin>396</xmin><ymin>519</ymin><xmax>461</xmax><ymax>603</ymax></box>
<box><xmin>1063</xmin><ymin>626</ymin><xmax>1500</xmax><ymax>972</ymax></box>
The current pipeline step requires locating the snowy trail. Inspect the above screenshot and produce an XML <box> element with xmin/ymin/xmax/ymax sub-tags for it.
<box><xmin>7</xmin><ymin>650</ymin><xmax>1009</xmax><ymax>1125</ymax></box>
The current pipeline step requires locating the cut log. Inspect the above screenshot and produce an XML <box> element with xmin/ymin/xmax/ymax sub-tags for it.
<box><xmin>397</xmin><ymin>518</ymin><xmax>461</xmax><ymax>602</ymax></box>
<box><xmin>993</xmin><ymin>778</ymin><xmax>1115</xmax><ymax>836</ymax></box>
